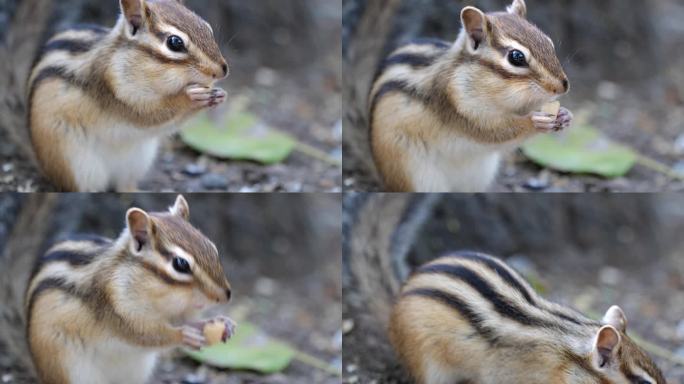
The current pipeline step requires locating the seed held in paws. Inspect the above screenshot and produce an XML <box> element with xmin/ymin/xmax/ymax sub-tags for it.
<box><xmin>540</xmin><ymin>101</ymin><xmax>560</xmax><ymax>118</ymax></box>
<box><xmin>203</xmin><ymin>320</ymin><xmax>227</xmax><ymax>345</ymax></box>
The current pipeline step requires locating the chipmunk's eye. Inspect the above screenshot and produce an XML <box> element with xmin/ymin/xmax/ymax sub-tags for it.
<box><xmin>172</xmin><ymin>256</ymin><xmax>191</xmax><ymax>274</ymax></box>
<box><xmin>167</xmin><ymin>35</ymin><xmax>186</xmax><ymax>52</ymax></box>
<box><xmin>508</xmin><ymin>49</ymin><xmax>527</xmax><ymax>67</ymax></box>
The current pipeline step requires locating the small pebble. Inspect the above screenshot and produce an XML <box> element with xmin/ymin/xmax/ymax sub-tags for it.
<box><xmin>181</xmin><ymin>375</ymin><xmax>205</xmax><ymax>384</ymax></box>
<box><xmin>342</xmin><ymin>319</ymin><xmax>354</xmax><ymax>334</ymax></box>
<box><xmin>524</xmin><ymin>177</ymin><xmax>549</xmax><ymax>191</ymax></box>
<box><xmin>183</xmin><ymin>163</ymin><xmax>207</xmax><ymax>177</ymax></box>
<box><xmin>200</xmin><ymin>173</ymin><xmax>228</xmax><ymax>190</ymax></box>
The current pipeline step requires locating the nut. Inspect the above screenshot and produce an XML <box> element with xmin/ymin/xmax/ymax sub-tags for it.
<box><xmin>203</xmin><ymin>320</ymin><xmax>226</xmax><ymax>345</ymax></box>
<box><xmin>541</xmin><ymin>101</ymin><xmax>560</xmax><ymax>118</ymax></box>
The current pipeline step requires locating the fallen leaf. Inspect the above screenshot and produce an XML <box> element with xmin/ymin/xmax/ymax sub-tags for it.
<box><xmin>181</xmin><ymin>112</ymin><xmax>296</xmax><ymax>165</ymax></box>
<box><xmin>522</xmin><ymin>124</ymin><xmax>637</xmax><ymax>178</ymax></box>
<box><xmin>183</xmin><ymin>322</ymin><xmax>295</xmax><ymax>374</ymax></box>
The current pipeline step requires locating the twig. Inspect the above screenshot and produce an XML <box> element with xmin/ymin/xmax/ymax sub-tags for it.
<box><xmin>294</xmin><ymin>350</ymin><xmax>342</xmax><ymax>377</ymax></box>
<box><xmin>636</xmin><ymin>154</ymin><xmax>684</xmax><ymax>181</ymax></box>
<box><xmin>294</xmin><ymin>141</ymin><xmax>341</xmax><ymax>167</ymax></box>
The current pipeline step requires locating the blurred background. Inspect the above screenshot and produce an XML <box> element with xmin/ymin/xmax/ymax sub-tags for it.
<box><xmin>0</xmin><ymin>0</ymin><xmax>341</xmax><ymax>192</ymax></box>
<box><xmin>343</xmin><ymin>0</ymin><xmax>684</xmax><ymax>192</ymax></box>
<box><xmin>343</xmin><ymin>194</ymin><xmax>684</xmax><ymax>383</ymax></box>
<box><xmin>0</xmin><ymin>194</ymin><xmax>342</xmax><ymax>383</ymax></box>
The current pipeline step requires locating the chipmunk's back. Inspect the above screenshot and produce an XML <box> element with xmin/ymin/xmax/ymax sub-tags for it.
<box><xmin>389</xmin><ymin>251</ymin><xmax>665</xmax><ymax>384</ymax></box>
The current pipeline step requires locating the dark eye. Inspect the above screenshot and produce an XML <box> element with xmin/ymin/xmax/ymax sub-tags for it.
<box><xmin>508</xmin><ymin>49</ymin><xmax>527</xmax><ymax>67</ymax></box>
<box><xmin>172</xmin><ymin>257</ymin><xmax>191</xmax><ymax>274</ymax></box>
<box><xmin>167</xmin><ymin>35</ymin><xmax>186</xmax><ymax>52</ymax></box>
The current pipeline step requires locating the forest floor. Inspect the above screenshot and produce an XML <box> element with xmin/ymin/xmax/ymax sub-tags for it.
<box><xmin>344</xmin><ymin>86</ymin><xmax>684</xmax><ymax>192</ymax></box>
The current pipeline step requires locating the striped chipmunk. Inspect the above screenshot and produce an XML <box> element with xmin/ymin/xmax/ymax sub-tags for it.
<box><xmin>25</xmin><ymin>195</ymin><xmax>236</xmax><ymax>384</ymax></box>
<box><xmin>28</xmin><ymin>0</ymin><xmax>229</xmax><ymax>192</ymax></box>
<box><xmin>369</xmin><ymin>0</ymin><xmax>573</xmax><ymax>192</ymax></box>
<box><xmin>390</xmin><ymin>251</ymin><xmax>666</xmax><ymax>384</ymax></box>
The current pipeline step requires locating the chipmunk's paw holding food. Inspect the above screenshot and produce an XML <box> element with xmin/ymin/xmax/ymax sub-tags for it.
<box><xmin>181</xmin><ymin>325</ymin><xmax>207</xmax><ymax>350</ymax></box>
<box><xmin>554</xmin><ymin>107</ymin><xmax>573</xmax><ymax>131</ymax></box>
<box><xmin>203</xmin><ymin>316</ymin><xmax>237</xmax><ymax>345</ymax></box>
<box><xmin>186</xmin><ymin>85</ymin><xmax>227</xmax><ymax>109</ymax></box>
<box><xmin>531</xmin><ymin>111</ymin><xmax>559</xmax><ymax>132</ymax></box>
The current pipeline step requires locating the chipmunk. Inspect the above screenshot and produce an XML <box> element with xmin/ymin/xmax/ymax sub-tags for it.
<box><xmin>28</xmin><ymin>0</ymin><xmax>229</xmax><ymax>192</ymax></box>
<box><xmin>369</xmin><ymin>0</ymin><xmax>573</xmax><ymax>192</ymax></box>
<box><xmin>25</xmin><ymin>195</ymin><xmax>235</xmax><ymax>384</ymax></box>
<box><xmin>389</xmin><ymin>251</ymin><xmax>666</xmax><ymax>384</ymax></box>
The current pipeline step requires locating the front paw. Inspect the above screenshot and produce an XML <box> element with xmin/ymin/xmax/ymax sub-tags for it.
<box><xmin>188</xmin><ymin>316</ymin><xmax>237</xmax><ymax>345</ymax></box>
<box><xmin>554</xmin><ymin>107</ymin><xmax>573</xmax><ymax>131</ymax></box>
<box><xmin>180</xmin><ymin>325</ymin><xmax>206</xmax><ymax>350</ymax></box>
<box><xmin>186</xmin><ymin>85</ymin><xmax>227</xmax><ymax>109</ymax></box>
<box><xmin>213</xmin><ymin>315</ymin><xmax>237</xmax><ymax>342</ymax></box>
<box><xmin>531</xmin><ymin>107</ymin><xmax>573</xmax><ymax>133</ymax></box>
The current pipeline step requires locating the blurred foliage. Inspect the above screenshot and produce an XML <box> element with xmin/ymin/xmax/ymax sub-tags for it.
<box><xmin>181</xmin><ymin>110</ymin><xmax>296</xmax><ymax>165</ymax></box>
<box><xmin>184</xmin><ymin>322</ymin><xmax>295</xmax><ymax>374</ymax></box>
<box><xmin>522</xmin><ymin>124</ymin><xmax>637</xmax><ymax>178</ymax></box>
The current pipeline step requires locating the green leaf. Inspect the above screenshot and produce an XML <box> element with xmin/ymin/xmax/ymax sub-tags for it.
<box><xmin>183</xmin><ymin>322</ymin><xmax>295</xmax><ymax>374</ymax></box>
<box><xmin>180</xmin><ymin>112</ymin><xmax>296</xmax><ymax>165</ymax></box>
<box><xmin>521</xmin><ymin>125</ymin><xmax>637</xmax><ymax>178</ymax></box>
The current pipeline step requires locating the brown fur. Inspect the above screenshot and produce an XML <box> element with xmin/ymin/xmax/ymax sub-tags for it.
<box><xmin>147</xmin><ymin>0</ymin><xmax>224</xmax><ymax>64</ymax></box>
<box><xmin>389</xmin><ymin>253</ymin><xmax>666</xmax><ymax>384</ymax></box>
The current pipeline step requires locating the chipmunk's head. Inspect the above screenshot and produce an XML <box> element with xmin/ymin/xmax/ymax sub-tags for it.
<box><xmin>125</xmin><ymin>195</ymin><xmax>232</xmax><ymax>320</ymax></box>
<box><xmin>455</xmin><ymin>0</ymin><xmax>568</xmax><ymax>115</ymax></box>
<box><xmin>565</xmin><ymin>306</ymin><xmax>666</xmax><ymax>384</ymax></box>
<box><xmin>115</xmin><ymin>0</ymin><xmax>228</xmax><ymax>94</ymax></box>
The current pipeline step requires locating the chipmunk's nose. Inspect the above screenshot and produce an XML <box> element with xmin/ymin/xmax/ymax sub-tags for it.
<box><xmin>562</xmin><ymin>78</ymin><xmax>569</xmax><ymax>93</ymax></box>
<box><xmin>212</xmin><ymin>62</ymin><xmax>228</xmax><ymax>80</ymax></box>
<box><xmin>225</xmin><ymin>288</ymin><xmax>232</xmax><ymax>302</ymax></box>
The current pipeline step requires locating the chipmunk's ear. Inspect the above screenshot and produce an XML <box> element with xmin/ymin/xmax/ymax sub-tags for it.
<box><xmin>460</xmin><ymin>6</ymin><xmax>488</xmax><ymax>51</ymax></box>
<box><xmin>592</xmin><ymin>325</ymin><xmax>621</xmax><ymax>370</ymax></box>
<box><xmin>602</xmin><ymin>305</ymin><xmax>627</xmax><ymax>333</ymax></box>
<box><xmin>120</xmin><ymin>0</ymin><xmax>147</xmax><ymax>36</ymax></box>
<box><xmin>169</xmin><ymin>195</ymin><xmax>190</xmax><ymax>220</ymax></box>
<box><xmin>507</xmin><ymin>0</ymin><xmax>527</xmax><ymax>18</ymax></box>
<box><xmin>126</xmin><ymin>208</ymin><xmax>152</xmax><ymax>253</ymax></box>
